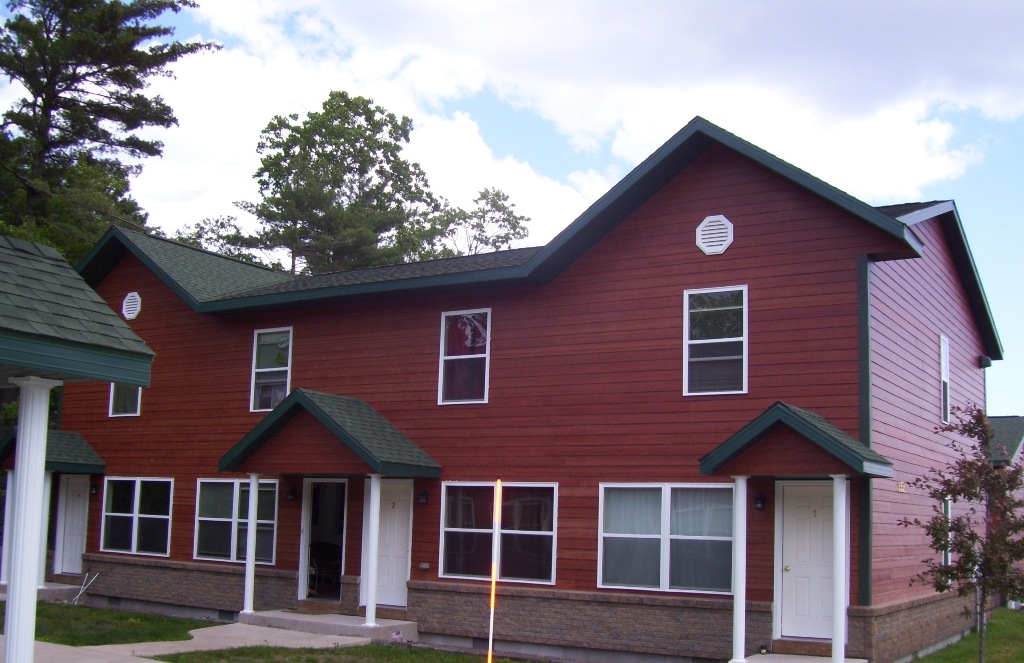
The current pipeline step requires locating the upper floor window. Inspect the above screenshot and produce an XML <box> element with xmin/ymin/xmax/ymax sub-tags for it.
<box><xmin>441</xmin><ymin>482</ymin><xmax>556</xmax><ymax>584</ymax></box>
<box><xmin>101</xmin><ymin>477</ymin><xmax>172</xmax><ymax>556</ymax></box>
<box><xmin>251</xmin><ymin>328</ymin><xmax>292</xmax><ymax>412</ymax></box>
<box><xmin>109</xmin><ymin>383</ymin><xmax>141</xmax><ymax>417</ymax></box>
<box><xmin>194</xmin><ymin>479</ymin><xmax>278</xmax><ymax>564</ymax></box>
<box><xmin>940</xmin><ymin>335</ymin><xmax>951</xmax><ymax>424</ymax></box>
<box><xmin>599</xmin><ymin>483</ymin><xmax>733</xmax><ymax>593</ymax></box>
<box><xmin>438</xmin><ymin>309</ymin><xmax>490</xmax><ymax>404</ymax></box>
<box><xmin>684</xmin><ymin>286</ymin><xmax>747</xmax><ymax>395</ymax></box>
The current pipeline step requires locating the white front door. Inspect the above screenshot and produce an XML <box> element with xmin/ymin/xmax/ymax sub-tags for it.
<box><xmin>54</xmin><ymin>475</ymin><xmax>90</xmax><ymax>575</ymax></box>
<box><xmin>376</xmin><ymin>481</ymin><xmax>412</xmax><ymax>607</ymax></box>
<box><xmin>780</xmin><ymin>483</ymin><xmax>834</xmax><ymax>639</ymax></box>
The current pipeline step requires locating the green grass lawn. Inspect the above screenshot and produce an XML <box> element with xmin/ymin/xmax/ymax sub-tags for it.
<box><xmin>0</xmin><ymin>601</ymin><xmax>212</xmax><ymax>647</ymax></box>
<box><xmin>919</xmin><ymin>607</ymin><xmax>1024</xmax><ymax>663</ymax></box>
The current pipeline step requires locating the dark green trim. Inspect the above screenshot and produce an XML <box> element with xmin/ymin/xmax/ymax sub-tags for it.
<box><xmin>0</xmin><ymin>330</ymin><xmax>152</xmax><ymax>387</ymax></box>
<box><xmin>856</xmin><ymin>256</ymin><xmax>875</xmax><ymax>606</ymax></box>
<box><xmin>858</xmin><ymin>477</ymin><xmax>873</xmax><ymax>605</ymax></box>
<box><xmin>699</xmin><ymin>402</ymin><xmax>894</xmax><ymax>477</ymax></box>
<box><xmin>220</xmin><ymin>389</ymin><xmax>441</xmax><ymax>478</ymax></box>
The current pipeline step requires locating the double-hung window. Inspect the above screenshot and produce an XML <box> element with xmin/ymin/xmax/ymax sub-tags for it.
<box><xmin>101</xmin><ymin>478</ymin><xmax>172</xmax><ymax>556</ymax></box>
<box><xmin>599</xmin><ymin>484</ymin><xmax>733</xmax><ymax>593</ymax></box>
<box><xmin>684</xmin><ymin>286</ymin><xmax>747</xmax><ymax>395</ymax></box>
<box><xmin>438</xmin><ymin>309</ymin><xmax>490</xmax><ymax>404</ymax></box>
<box><xmin>940</xmin><ymin>335</ymin><xmax>951</xmax><ymax>423</ymax></box>
<box><xmin>441</xmin><ymin>482</ymin><xmax>556</xmax><ymax>583</ymax></box>
<box><xmin>251</xmin><ymin>328</ymin><xmax>292</xmax><ymax>411</ymax></box>
<box><xmin>109</xmin><ymin>383</ymin><xmax>141</xmax><ymax>417</ymax></box>
<box><xmin>195</xmin><ymin>479</ymin><xmax>278</xmax><ymax>564</ymax></box>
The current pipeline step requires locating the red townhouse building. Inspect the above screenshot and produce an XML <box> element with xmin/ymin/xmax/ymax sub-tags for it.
<box><xmin>36</xmin><ymin>117</ymin><xmax>1005</xmax><ymax>662</ymax></box>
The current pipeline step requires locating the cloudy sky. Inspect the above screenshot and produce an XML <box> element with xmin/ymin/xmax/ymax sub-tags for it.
<box><xmin>8</xmin><ymin>1</ymin><xmax>1023</xmax><ymax>414</ymax></box>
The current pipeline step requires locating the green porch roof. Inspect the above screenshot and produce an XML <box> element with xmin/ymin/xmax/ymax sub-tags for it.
<box><xmin>0</xmin><ymin>235</ymin><xmax>153</xmax><ymax>386</ymax></box>
<box><xmin>0</xmin><ymin>428</ymin><xmax>105</xmax><ymax>474</ymax></box>
<box><xmin>990</xmin><ymin>416</ymin><xmax>1024</xmax><ymax>468</ymax></box>
<box><xmin>699</xmin><ymin>402</ymin><xmax>894</xmax><ymax>478</ymax></box>
<box><xmin>220</xmin><ymin>389</ymin><xmax>441</xmax><ymax>478</ymax></box>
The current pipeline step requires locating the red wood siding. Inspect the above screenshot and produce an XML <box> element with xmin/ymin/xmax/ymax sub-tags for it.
<box><xmin>718</xmin><ymin>427</ymin><xmax>854</xmax><ymax>476</ymax></box>
<box><xmin>868</xmin><ymin>216</ymin><xmax>989</xmax><ymax>603</ymax></box>
<box><xmin>61</xmin><ymin>144</ymin><xmax>915</xmax><ymax>601</ymax></box>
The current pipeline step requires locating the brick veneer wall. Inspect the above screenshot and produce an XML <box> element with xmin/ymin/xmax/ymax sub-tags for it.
<box><xmin>408</xmin><ymin>580</ymin><xmax>772</xmax><ymax>661</ymax></box>
<box><xmin>848</xmin><ymin>592</ymin><xmax>975</xmax><ymax>663</ymax></box>
<box><xmin>81</xmin><ymin>553</ymin><xmax>296</xmax><ymax>613</ymax></box>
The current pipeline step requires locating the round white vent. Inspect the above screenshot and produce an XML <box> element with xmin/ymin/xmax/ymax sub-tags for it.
<box><xmin>122</xmin><ymin>291</ymin><xmax>141</xmax><ymax>320</ymax></box>
<box><xmin>696</xmin><ymin>215</ymin><xmax>734</xmax><ymax>255</ymax></box>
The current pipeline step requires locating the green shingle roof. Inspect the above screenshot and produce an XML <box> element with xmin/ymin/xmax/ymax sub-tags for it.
<box><xmin>220</xmin><ymin>389</ymin><xmax>441</xmax><ymax>478</ymax></box>
<box><xmin>990</xmin><ymin>416</ymin><xmax>1024</xmax><ymax>468</ymax></box>
<box><xmin>699</xmin><ymin>401</ymin><xmax>894</xmax><ymax>478</ymax></box>
<box><xmin>0</xmin><ymin>428</ymin><xmax>105</xmax><ymax>474</ymax></box>
<box><xmin>0</xmin><ymin>235</ymin><xmax>154</xmax><ymax>386</ymax></box>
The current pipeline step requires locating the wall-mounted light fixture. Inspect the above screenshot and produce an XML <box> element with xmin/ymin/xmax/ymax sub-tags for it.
<box><xmin>754</xmin><ymin>494</ymin><xmax>766</xmax><ymax>511</ymax></box>
<box><xmin>287</xmin><ymin>488</ymin><xmax>297</xmax><ymax>501</ymax></box>
<box><xmin>90</xmin><ymin>484</ymin><xmax>98</xmax><ymax>496</ymax></box>
<box><xmin>418</xmin><ymin>490</ymin><xmax>429</xmax><ymax>505</ymax></box>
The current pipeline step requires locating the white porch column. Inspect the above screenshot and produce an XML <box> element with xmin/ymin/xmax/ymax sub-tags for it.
<box><xmin>363</xmin><ymin>473</ymin><xmax>382</xmax><ymax>626</ymax></box>
<box><xmin>5</xmin><ymin>376</ymin><xmax>61</xmax><ymax>663</ymax></box>
<box><xmin>831</xmin><ymin>475</ymin><xmax>849</xmax><ymax>663</ymax></box>
<box><xmin>731</xmin><ymin>475</ymin><xmax>748</xmax><ymax>663</ymax></box>
<box><xmin>38</xmin><ymin>470</ymin><xmax>52</xmax><ymax>587</ymax></box>
<box><xmin>2</xmin><ymin>469</ymin><xmax>13</xmax><ymax>585</ymax></box>
<box><xmin>242</xmin><ymin>472</ymin><xmax>260</xmax><ymax>614</ymax></box>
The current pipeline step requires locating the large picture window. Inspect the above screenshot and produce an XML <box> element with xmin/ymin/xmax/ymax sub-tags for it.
<box><xmin>599</xmin><ymin>484</ymin><xmax>733</xmax><ymax>593</ymax></box>
<box><xmin>101</xmin><ymin>478</ymin><xmax>172</xmax><ymax>556</ymax></box>
<box><xmin>441</xmin><ymin>482</ymin><xmax>556</xmax><ymax>584</ymax></box>
<box><xmin>109</xmin><ymin>383</ymin><xmax>141</xmax><ymax>417</ymax></box>
<box><xmin>195</xmin><ymin>479</ymin><xmax>278</xmax><ymax>564</ymax></box>
<box><xmin>251</xmin><ymin>328</ymin><xmax>292</xmax><ymax>411</ymax></box>
<box><xmin>684</xmin><ymin>286</ymin><xmax>747</xmax><ymax>395</ymax></box>
<box><xmin>438</xmin><ymin>309</ymin><xmax>490</xmax><ymax>404</ymax></box>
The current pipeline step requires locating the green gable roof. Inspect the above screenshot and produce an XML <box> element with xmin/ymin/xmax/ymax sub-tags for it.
<box><xmin>700</xmin><ymin>401</ymin><xmax>894</xmax><ymax>478</ymax></box>
<box><xmin>990</xmin><ymin>416</ymin><xmax>1024</xmax><ymax>468</ymax></box>
<box><xmin>0</xmin><ymin>235</ymin><xmax>153</xmax><ymax>386</ymax></box>
<box><xmin>0</xmin><ymin>428</ymin><xmax>105</xmax><ymax>474</ymax></box>
<box><xmin>220</xmin><ymin>389</ymin><xmax>441</xmax><ymax>478</ymax></box>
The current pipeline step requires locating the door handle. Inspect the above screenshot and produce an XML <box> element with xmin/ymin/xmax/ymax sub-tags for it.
<box><xmin>784</xmin><ymin>565</ymin><xmax>791</xmax><ymax>572</ymax></box>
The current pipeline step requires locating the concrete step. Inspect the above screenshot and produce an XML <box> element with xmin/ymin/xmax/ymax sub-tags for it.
<box><xmin>238</xmin><ymin>609</ymin><xmax>418</xmax><ymax>643</ymax></box>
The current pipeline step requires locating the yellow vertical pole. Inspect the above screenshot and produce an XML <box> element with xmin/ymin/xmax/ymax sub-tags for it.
<box><xmin>487</xmin><ymin>479</ymin><xmax>502</xmax><ymax>663</ymax></box>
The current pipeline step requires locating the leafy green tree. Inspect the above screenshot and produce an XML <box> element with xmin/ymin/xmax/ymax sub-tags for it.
<box><xmin>898</xmin><ymin>404</ymin><xmax>1024</xmax><ymax>663</ymax></box>
<box><xmin>427</xmin><ymin>188</ymin><xmax>529</xmax><ymax>258</ymax></box>
<box><xmin>173</xmin><ymin>215</ymin><xmax>283</xmax><ymax>269</ymax></box>
<box><xmin>0</xmin><ymin>0</ymin><xmax>217</xmax><ymax>261</ymax></box>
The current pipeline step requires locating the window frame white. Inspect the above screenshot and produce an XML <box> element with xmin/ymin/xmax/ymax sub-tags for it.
<box><xmin>439</xmin><ymin>481</ymin><xmax>557</xmax><ymax>585</ymax></box>
<box><xmin>942</xmin><ymin>496</ymin><xmax>953</xmax><ymax>567</ymax></box>
<box><xmin>193</xmin><ymin>478</ymin><xmax>279</xmax><ymax>565</ymax></box>
<box><xmin>598</xmin><ymin>482</ymin><xmax>734</xmax><ymax>594</ymax></box>
<box><xmin>437</xmin><ymin>308</ymin><xmax>492</xmax><ymax>405</ymax></box>
<box><xmin>108</xmin><ymin>382</ymin><xmax>141</xmax><ymax>417</ymax></box>
<box><xmin>683</xmin><ymin>285</ymin><xmax>748</xmax><ymax>396</ymax></box>
<box><xmin>250</xmin><ymin>327</ymin><xmax>293</xmax><ymax>412</ymax></box>
<box><xmin>940</xmin><ymin>335</ymin><xmax>951</xmax><ymax>424</ymax></box>
<box><xmin>99</xmin><ymin>477</ymin><xmax>173</xmax><ymax>557</ymax></box>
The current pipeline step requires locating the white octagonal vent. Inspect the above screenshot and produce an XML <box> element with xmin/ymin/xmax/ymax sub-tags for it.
<box><xmin>696</xmin><ymin>215</ymin><xmax>734</xmax><ymax>255</ymax></box>
<box><xmin>122</xmin><ymin>291</ymin><xmax>141</xmax><ymax>320</ymax></box>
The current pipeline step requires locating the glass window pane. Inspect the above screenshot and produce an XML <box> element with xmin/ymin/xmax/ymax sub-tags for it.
<box><xmin>136</xmin><ymin>517</ymin><xmax>170</xmax><ymax>555</ymax></box>
<box><xmin>105</xmin><ymin>480</ymin><xmax>135</xmax><ymax>514</ymax></box>
<box><xmin>445</xmin><ymin>486</ymin><xmax>493</xmax><ymax>529</ymax></box>
<box><xmin>602</xmin><ymin>537</ymin><xmax>660</xmax><ymax>587</ymax></box>
<box><xmin>603</xmin><ymin>488</ymin><xmax>661</xmax><ymax>535</ymax></box>
<box><xmin>196</xmin><ymin>520</ymin><xmax>232</xmax><ymax>559</ymax></box>
<box><xmin>103</xmin><ymin>515</ymin><xmax>133</xmax><ymax>551</ymax></box>
<box><xmin>111</xmin><ymin>383</ymin><xmax>140</xmax><ymax>415</ymax></box>
<box><xmin>138</xmin><ymin>481</ymin><xmax>171</xmax><ymax>516</ymax></box>
<box><xmin>670</xmin><ymin>539</ymin><xmax>732</xmax><ymax>592</ymax></box>
<box><xmin>688</xmin><ymin>356</ymin><xmax>743</xmax><ymax>393</ymax></box>
<box><xmin>671</xmin><ymin>488</ymin><xmax>733</xmax><ymax>537</ymax></box>
<box><xmin>238</xmin><ymin>485</ymin><xmax>277</xmax><ymax>520</ymax></box>
<box><xmin>198</xmin><ymin>483</ymin><xmax>234</xmax><ymax>519</ymax></box>
<box><xmin>444</xmin><ymin>313</ymin><xmax>488</xmax><ymax>357</ymax></box>
<box><xmin>253</xmin><ymin>371</ymin><xmax>287</xmax><ymax>409</ymax></box>
<box><xmin>501</xmin><ymin>487</ymin><xmax>553</xmax><ymax>532</ymax></box>
<box><xmin>237</xmin><ymin>523</ymin><xmax>275</xmax><ymax>563</ymax></box>
<box><xmin>500</xmin><ymin>533</ymin><xmax>553</xmax><ymax>582</ymax></box>
<box><xmin>442</xmin><ymin>357</ymin><xmax>486</xmax><ymax>401</ymax></box>
<box><xmin>443</xmin><ymin>531</ymin><xmax>492</xmax><ymax>577</ymax></box>
<box><xmin>255</xmin><ymin>331</ymin><xmax>290</xmax><ymax>369</ymax></box>
<box><xmin>688</xmin><ymin>290</ymin><xmax>743</xmax><ymax>341</ymax></box>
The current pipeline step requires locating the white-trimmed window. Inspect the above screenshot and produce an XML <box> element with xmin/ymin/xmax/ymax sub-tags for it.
<box><xmin>940</xmin><ymin>335</ymin><xmax>951</xmax><ymax>424</ymax></box>
<box><xmin>195</xmin><ymin>479</ymin><xmax>278</xmax><ymax>564</ymax></box>
<box><xmin>109</xmin><ymin>383</ymin><xmax>141</xmax><ymax>417</ymax></box>
<box><xmin>251</xmin><ymin>328</ymin><xmax>292</xmax><ymax>412</ymax></box>
<box><xmin>101</xmin><ymin>477</ymin><xmax>172</xmax><ymax>556</ymax></box>
<box><xmin>438</xmin><ymin>309</ymin><xmax>490</xmax><ymax>404</ymax></box>
<box><xmin>441</xmin><ymin>482</ymin><xmax>556</xmax><ymax>584</ymax></box>
<box><xmin>684</xmin><ymin>286</ymin><xmax>747</xmax><ymax>395</ymax></box>
<box><xmin>942</xmin><ymin>496</ymin><xmax>953</xmax><ymax>566</ymax></box>
<box><xmin>599</xmin><ymin>483</ymin><xmax>733</xmax><ymax>593</ymax></box>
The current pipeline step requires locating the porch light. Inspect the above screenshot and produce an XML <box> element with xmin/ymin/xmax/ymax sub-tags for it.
<box><xmin>90</xmin><ymin>484</ymin><xmax>98</xmax><ymax>496</ymax></box>
<box><xmin>418</xmin><ymin>490</ymin><xmax>429</xmax><ymax>505</ymax></box>
<box><xmin>287</xmin><ymin>488</ymin><xmax>297</xmax><ymax>501</ymax></box>
<box><xmin>754</xmin><ymin>494</ymin><xmax>766</xmax><ymax>510</ymax></box>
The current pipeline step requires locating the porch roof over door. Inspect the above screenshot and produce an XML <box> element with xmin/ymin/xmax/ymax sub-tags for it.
<box><xmin>220</xmin><ymin>388</ymin><xmax>441</xmax><ymax>478</ymax></box>
<box><xmin>699</xmin><ymin>401</ymin><xmax>894</xmax><ymax>478</ymax></box>
<box><xmin>0</xmin><ymin>428</ymin><xmax>105</xmax><ymax>474</ymax></box>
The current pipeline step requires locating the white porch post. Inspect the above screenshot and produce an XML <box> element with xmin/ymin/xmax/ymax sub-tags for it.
<box><xmin>731</xmin><ymin>475</ymin><xmax>748</xmax><ymax>663</ymax></box>
<box><xmin>831</xmin><ymin>474</ymin><xmax>849</xmax><ymax>663</ymax></box>
<box><xmin>242</xmin><ymin>472</ymin><xmax>260</xmax><ymax>614</ymax></box>
<box><xmin>363</xmin><ymin>473</ymin><xmax>382</xmax><ymax>626</ymax></box>
<box><xmin>38</xmin><ymin>470</ymin><xmax>52</xmax><ymax>587</ymax></box>
<box><xmin>2</xmin><ymin>469</ymin><xmax>13</xmax><ymax>585</ymax></box>
<box><xmin>5</xmin><ymin>376</ymin><xmax>61</xmax><ymax>663</ymax></box>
